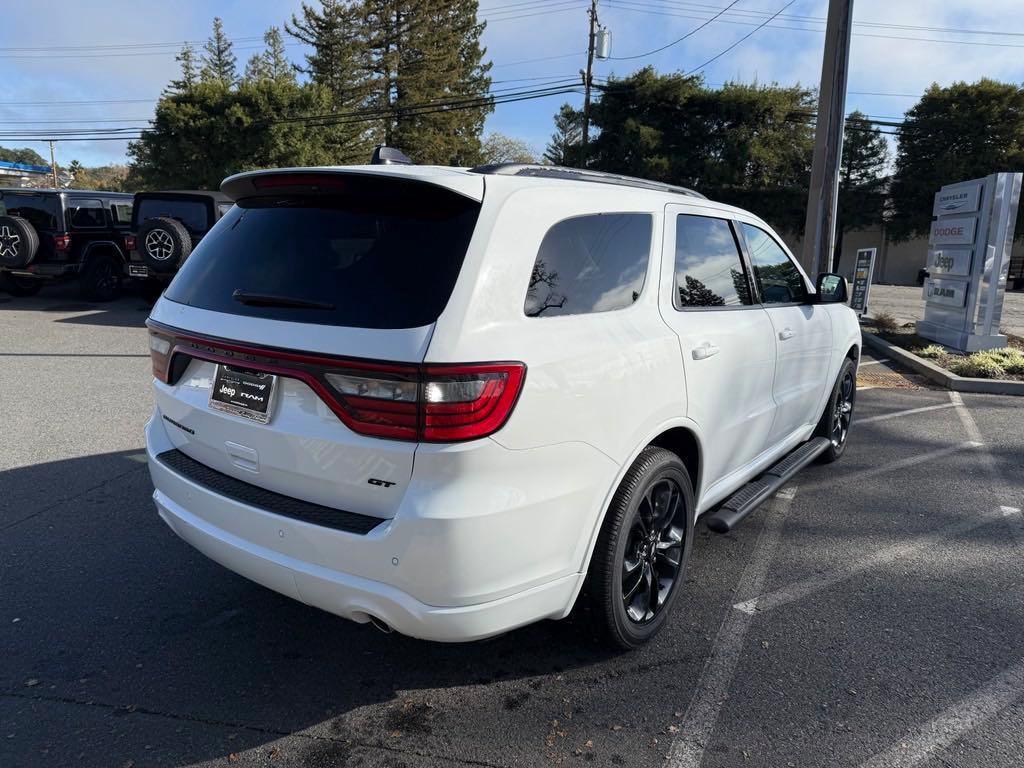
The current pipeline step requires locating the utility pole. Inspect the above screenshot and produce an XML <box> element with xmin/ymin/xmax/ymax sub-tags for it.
<box><xmin>799</xmin><ymin>0</ymin><xmax>854</xmax><ymax>278</ymax></box>
<box><xmin>580</xmin><ymin>0</ymin><xmax>599</xmax><ymax>159</ymax></box>
<box><xmin>48</xmin><ymin>140</ymin><xmax>59</xmax><ymax>189</ymax></box>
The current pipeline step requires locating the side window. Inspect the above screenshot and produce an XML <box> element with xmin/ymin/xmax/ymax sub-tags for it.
<box><xmin>674</xmin><ymin>215</ymin><xmax>753</xmax><ymax>308</ymax></box>
<box><xmin>111</xmin><ymin>202</ymin><xmax>133</xmax><ymax>226</ymax></box>
<box><xmin>741</xmin><ymin>223</ymin><xmax>808</xmax><ymax>304</ymax></box>
<box><xmin>67</xmin><ymin>199</ymin><xmax>106</xmax><ymax>229</ymax></box>
<box><xmin>524</xmin><ymin>213</ymin><xmax>651</xmax><ymax>318</ymax></box>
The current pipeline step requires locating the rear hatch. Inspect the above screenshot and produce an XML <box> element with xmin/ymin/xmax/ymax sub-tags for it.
<box><xmin>147</xmin><ymin>170</ymin><xmax>490</xmax><ymax>521</ymax></box>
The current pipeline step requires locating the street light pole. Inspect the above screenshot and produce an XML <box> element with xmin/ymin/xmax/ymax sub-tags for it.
<box><xmin>799</xmin><ymin>0</ymin><xmax>854</xmax><ymax>277</ymax></box>
<box><xmin>580</xmin><ymin>0</ymin><xmax>599</xmax><ymax>159</ymax></box>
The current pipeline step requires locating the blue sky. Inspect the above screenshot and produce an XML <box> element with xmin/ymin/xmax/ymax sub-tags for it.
<box><xmin>2</xmin><ymin>0</ymin><xmax>1024</xmax><ymax>169</ymax></box>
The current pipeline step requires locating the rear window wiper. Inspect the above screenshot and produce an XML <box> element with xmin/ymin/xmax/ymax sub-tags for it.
<box><xmin>232</xmin><ymin>289</ymin><xmax>336</xmax><ymax>310</ymax></box>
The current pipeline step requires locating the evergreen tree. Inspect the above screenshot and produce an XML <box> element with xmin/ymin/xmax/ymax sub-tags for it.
<box><xmin>286</xmin><ymin>0</ymin><xmax>366</xmax><ymax>108</ymax></box>
<box><xmin>244</xmin><ymin>27</ymin><xmax>295</xmax><ymax>84</ymax></box>
<box><xmin>833</xmin><ymin>110</ymin><xmax>889</xmax><ymax>268</ymax></box>
<box><xmin>200</xmin><ymin>17</ymin><xmax>237</xmax><ymax>88</ymax></box>
<box><xmin>359</xmin><ymin>0</ymin><xmax>493</xmax><ymax>164</ymax></box>
<box><xmin>544</xmin><ymin>104</ymin><xmax>582</xmax><ymax>165</ymax></box>
<box><xmin>170</xmin><ymin>43</ymin><xmax>199</xmax><ymax>92</ymax></box>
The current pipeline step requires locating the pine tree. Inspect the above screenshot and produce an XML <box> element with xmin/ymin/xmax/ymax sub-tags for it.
<box><xmin>359</xmin><ymin>0</ymin><xmax>493</xmax><ymax>164</ymax></box>
<box><xmin>544</xmin><ymin>104</ymin><xmax>583</xmax><ymax>165</ymax></box>
<box><xmin>200</xmin><ymin>17</ymin><xmax>237</xmax><ymax>88</ymax></box>
<box><xmin>245</xmin><ymin>27</ymin><xmax>295</xmax><ymax>84</ymax></box>
<box><xmin>169</xmin><ymin>43</ymin><xmax>199</xmax><ymax>92</ymax></box>
<box><xmin>833</xmin><ymin>110</ymin><xmax>889</xmax><ymax>267</ymax></box>
<box><xmin>286</xmin><ymin>0</ymin><xmax>366</xmax><ymax>107</ymax></box>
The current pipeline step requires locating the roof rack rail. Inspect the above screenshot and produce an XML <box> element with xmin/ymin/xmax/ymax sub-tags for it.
<box><xmin>468</xmin><ymin>163</ymin><xmax>706</xmax><ymax>199</ymax></box>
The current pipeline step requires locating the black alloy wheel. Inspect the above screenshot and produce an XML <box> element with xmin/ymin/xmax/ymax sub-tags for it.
<box><xmin>621</xmin><ymin>477</ymin><xmax>686</xmax><ymax>623</ymax></box>
<box><xmin>815</xmin><ymin>356</ymin><xmax>857</xmax><ymax>463</ymax></box>
<box><xmin>581</xmin><ymin>446</ymin><xmax>695</xmax><ymax>649</ymax></box>
<box><xmin>79</xmin><ymin>253</ymin><xmax>122</xmax><ymax>302</ymax></box>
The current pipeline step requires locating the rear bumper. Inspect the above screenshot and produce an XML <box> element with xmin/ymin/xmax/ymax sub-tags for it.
<box><xmin>146</xmin><ymin>411</ymin><xmax>615</xmax><ymax>641</ymax></box>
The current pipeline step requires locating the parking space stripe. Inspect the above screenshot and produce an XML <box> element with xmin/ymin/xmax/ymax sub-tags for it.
<box><xmin>859</xmin><ymin>358</ymin><xmax>891</xmax><ymax>367</ymax></box>
<box><xmin>856</xmin><ymin>402</ymin><xmax>956</xmax><ymax>425</ymax></box>
<box><xmin>664</xmin><ymin>486</ymin><xmax>797</xmax><ymax>768</ymax></box>
<box><xmin>732</xmin><ymin>504</ymin><xmax>1017</xmax><ymax>616</ymax></box>
<box><xmin>857</xmin><ymin>657</ymin><xmax>1024</xmax><ymax>768</ymax></box>
<box><xmin>801</xmin><ymin>441</ymin><xmax>982</xmax><ymax>492</ymax></box>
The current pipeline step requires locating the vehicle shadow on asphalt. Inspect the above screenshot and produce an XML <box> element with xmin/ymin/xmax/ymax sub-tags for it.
<box><xmin>0</xmin><ymin>283</ymin><xmax>154</xmax><ymax>329</ymax></box>
<box><xmin>4</xmin><ymin>421</ymin><xmax>1023</xmax><ymax>767</ymax></box>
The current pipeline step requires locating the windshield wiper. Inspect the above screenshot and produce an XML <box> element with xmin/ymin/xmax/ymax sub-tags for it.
<box><xmin>232</xmin><ymin>289</ymin><xmax>336</xmax><ymax>310</ymax></box>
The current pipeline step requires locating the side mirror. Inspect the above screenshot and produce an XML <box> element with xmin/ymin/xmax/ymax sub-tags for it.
<box><xmin>816</xmin><ymin>272</ymin><xmax>848</xmax><ymax>303</ymax></box>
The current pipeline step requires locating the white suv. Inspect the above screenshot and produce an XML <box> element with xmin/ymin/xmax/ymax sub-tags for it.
<box><xmin>145</xmin><ymin>163</ymin><xmax>860</xmax><ymax>648</ymax></box>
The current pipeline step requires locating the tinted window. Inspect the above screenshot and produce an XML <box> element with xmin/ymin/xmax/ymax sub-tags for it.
<box><xmin>137</xmin><ymin>198</ymin><xmax>209</xmax><ymax>232</ymax></box>
<box><xmin>111</xmin><ymin>202</ymin><xmax>133</xmax><ymax>226</ymax></box>
<box><xmin>67</xmin><ymin>198</ymin><xmax>106</xmax><ymax>229</ymax></box>
<box><xmin>675</xmin><ymin>215</ymin><xmax>752</xmax><ymax>308</ymax></box>
<box><xmin>164</xmin><ymin>181</ymin><xmax>480</xmax><ymax>330</ymax></box>
<box><xmin>0</xmin><ymin>192</ymin><xmax>59</xmax><ymax>230</ymax></box>
<box><xmin>525</xmin><ymin>213</ymin><xmax>651</xmax><ymax>318</ymax></box>
<box><xmin>741</xmin><ymin>223</ymin><xmax>808</xmax><ymax>304</ymax></box>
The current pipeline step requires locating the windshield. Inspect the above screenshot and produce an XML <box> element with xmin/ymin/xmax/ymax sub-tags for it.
<box><xmin>163</xmin><ymin>179</ymin><xmax>480</xmax><ymax>329</ymax></box>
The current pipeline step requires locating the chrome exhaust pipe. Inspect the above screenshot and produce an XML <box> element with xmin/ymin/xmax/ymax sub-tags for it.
<box><xmin>368</xmin><ymin>615</ymin><xmax>393</xmax><ymax>634</ymax></box>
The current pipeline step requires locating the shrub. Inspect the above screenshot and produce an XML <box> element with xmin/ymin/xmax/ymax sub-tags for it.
<box><xmin>872</xmin><ymin>312</ymin><xmax>899</xmax><ymax>333</ymax></box>
<box><xmin>914</xmin><ymin>344</ymin><xmax>947</xmax><ymax>359</ymax></box>
<box><xmin>948</xmin><ymin>352</ymin><xmax>1007</xmax><ymax>379</ymax></box>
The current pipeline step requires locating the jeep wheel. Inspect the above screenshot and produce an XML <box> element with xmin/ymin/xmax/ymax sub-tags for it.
<box><xmin>0</xmin><ymin>215</ymin><xmax>40</xmax><ymax>268</ymax></box>
<box><xmin>0</xmin><ymin>272</ymin><xmax>43</xmax><ymax>297</ymax></box>
<box><xmin>580</xmin><ymin>446</ymin><xmax>695</xmax><ymax>649</ymax></box>
<box><xmin>815</xmin><ymin>357</ymin><xmax>857</xmax><ymax>463</ymax></box>
<box><xmin>79</xmin><ymin>252</ymin><xmax>122</xmax><ymax>302</ymax></box>
<box><xmin>138</xmin><ymin>217</ymin><xmax>192</xmax><ymax>273</ymax></box>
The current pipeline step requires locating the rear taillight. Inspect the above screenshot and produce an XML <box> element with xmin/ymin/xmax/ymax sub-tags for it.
<box><xmin>323</xmin><ymin>362</ymin><xmax>525</xmax><ymax>442</ymax></box>
<box><xmin>125</xmin><ymin>235</ymin><xmax>137</xmax><ymax>252</ymax></box>
<box><xmin>146</xmin><ymin>324</ymin><xmax>526</xmax><ymax>443</ymax></box>
<box><xmin>53</xmin><ymin>234</ymin><xmax>71</xmax><ymax>251</ymax></box>
<box><xmin>148</xmin><ymin>331</ymin><xmax>172</xmax><ymax>382</ymax></box>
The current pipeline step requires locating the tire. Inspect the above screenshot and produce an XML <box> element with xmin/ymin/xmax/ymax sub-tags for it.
<box><xmin>580</xmin><ymin>446</ymin><xmax>696</xmax><ymax>649</ymax></box>
<box><xmin>814</xmin><ymin>357</ymin><xmax>857</xmax><ymax>463</ymax></box>
<box><xmin>0</xmin><ymin>215</ymin><xmax>40</xmax><ymax>268</ymax></box>
<box><xmin>0</xmin><ymin>272</ymin><xmax>43</xmax><ymax>297</ymax></box>
<box><xmin>79</xmin><ymin>252</ymin><xmax>122</xmax><ymax>302</ymax></box>
<box><xmin>137</xmin><ymin>217</ymin><xmax>192</xmax><ymax>273</ymax></box>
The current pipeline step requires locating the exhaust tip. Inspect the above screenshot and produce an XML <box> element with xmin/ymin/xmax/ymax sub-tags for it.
<box><xmin>368</xmin><ymin>615</ymin><xmax>393</xmax><ymax>634</ymax></box>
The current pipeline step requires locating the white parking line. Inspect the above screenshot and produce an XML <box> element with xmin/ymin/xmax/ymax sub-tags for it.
<box><xmin>856</xmin><ymin>402</ymin><xmax>956</xmax><ymax>425</ymax></box>
<box><xmin>801</xmin><ymin>441</ymin><xmax>982</xmax><ymax>491</ymax></box>
<box><xmin>859</xmin><ymin>358</ymin><xmax>891</xmax><ymax>367</ymax></box>
<box><xmin>733</xmin><ymin>504</ymin><xmax>1017</xmax><ymax>615</ymax></box>
<box><xmin>664</xmin><ymin>487</ymin><xmax>796</xmax><ymax>768</ymax></box>
<box><xmin>858</xmin><ymin>657</ymin><xmax>1024</xmax><ymax>768</ymax></box>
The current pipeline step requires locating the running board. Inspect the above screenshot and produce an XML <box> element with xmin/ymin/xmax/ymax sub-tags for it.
<box><xmin>703</xmin><ymin>437</ymin><xmax>830</xmax><ymax>534</ymax></box>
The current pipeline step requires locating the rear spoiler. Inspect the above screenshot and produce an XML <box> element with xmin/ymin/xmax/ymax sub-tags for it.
<box><xmin>220</xmin><ymin>167</ymin><xmax>484</xmax><ymax>202</ymax></box>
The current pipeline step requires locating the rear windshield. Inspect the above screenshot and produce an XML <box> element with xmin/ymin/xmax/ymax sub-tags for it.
<box><xmin>163</xmin><ymin>180</ymin><xmax>481</xmax><ymax>329</ymax></box>
<box><xmin>0</xmin><ymin>192</ymin><xmax>60</xmax><ymax>231</ymax></box>
<box><xmin>136</xmin><ymin>198</ymin><xmax>209</xmax><ymax>232</ymax></box>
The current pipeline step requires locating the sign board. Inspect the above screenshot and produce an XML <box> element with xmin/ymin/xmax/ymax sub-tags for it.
<box><xmin>927</xmin><ymin>248</ymin><xmax>972</xmax><ymax>277</ymax></box>
<box><xmin>849</xmin><ymin>248</ymin><xmax>876</xmax><ymax>314</ymax></box>
<box><xmin>929</xmin><ymin>217</ymin><xmax>977</xmax><ymax>246</ymax></box>
<box><xmin>924</xmin><ymin>278</ymin><xmax>967</xmax><ymax>308</ymax></box>
<box><xmin>917</xmin><ymin>172</ymin><xmax>1022</xmax><ymax>352</ymax></box>
<box><xmin>932</xmin><ymin>182</ymin><xmax>982</xmax><ymax>217</ymax></box>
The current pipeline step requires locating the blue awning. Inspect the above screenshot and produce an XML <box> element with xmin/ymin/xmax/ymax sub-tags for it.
<box><xmin>0</xmin><ymin>160</ymin><xmax>52</xmax><ymax>174</ymax></box>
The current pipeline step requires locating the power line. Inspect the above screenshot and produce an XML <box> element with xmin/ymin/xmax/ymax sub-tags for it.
<box><xmin>684</xmin><ymin>0</ymin><xmax>797</xmax><ymax>74</ymax></box>
<box><xmin>608</xmin><ymin>0</ymin><xmax>741</xmax><ymax>60</ymax></box>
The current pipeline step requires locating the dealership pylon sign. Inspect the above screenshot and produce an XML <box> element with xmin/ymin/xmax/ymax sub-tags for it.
<box><xmin>917</xmin><ymin>172</ymin><xmax>1022</xmax><ymax>352</ymax></box>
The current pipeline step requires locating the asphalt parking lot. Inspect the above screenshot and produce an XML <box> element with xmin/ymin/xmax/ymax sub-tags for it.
<box><xmin>2</xmin><ymin>285</ymin><xmax>1023</xmax><ymax>768</ymax></box>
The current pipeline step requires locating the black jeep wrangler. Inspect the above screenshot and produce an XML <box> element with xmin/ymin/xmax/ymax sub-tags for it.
<box><xmin>126</xmin><ymin>190</ymin><xmax>233</xmax><ymax>285</ymax></box>
<box><xmin>0</xmin><ymin>188</ymin><xmax>134</xmax><ymax>301</ymax></box>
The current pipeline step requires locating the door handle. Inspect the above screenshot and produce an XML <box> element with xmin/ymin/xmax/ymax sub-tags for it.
<box><xmin>692</xmin><ymin>342</ymin><xmax>720</xmax><ymax>360</ymax></box>
<box><xmin>778</xmin><ymin>328</ymin><xmax>795</xmax><ymax>341</ymax></box>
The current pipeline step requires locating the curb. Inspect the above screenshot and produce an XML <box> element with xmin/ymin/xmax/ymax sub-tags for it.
<box><xmin>861</xmin><ymin>332</ymin><xmax>1024</xmax><ymax>396</ymax></box>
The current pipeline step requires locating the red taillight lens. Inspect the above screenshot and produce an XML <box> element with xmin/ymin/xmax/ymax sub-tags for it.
<box><xmin>125</xmin><ymin>235</ymin><xmax>137</xmax><ymax>252</ymax></box>
<box><xmin>53</xmin><ymin>234</ymin><xmax>71</xmax><ymax>251</ymax></box>
<box><xmin>148</xmin><ymin>332</ymin><xmax>172</xmax><ymax>382</ymax></box>
<box><xmin>421</xmin><ymin>364</ymin><xmax>526</xmax><ymax>442</ymax></box>
<box><xmin>323</xmin><ymin>362</ymin><xmax>525</xmax><ymax>442</ymax></box>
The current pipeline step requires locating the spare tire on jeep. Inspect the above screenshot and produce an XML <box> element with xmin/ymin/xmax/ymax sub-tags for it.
<box><xmin>0</xmin><ymin>215</ymin><xmax>40</xmax><ymax>268</ymax></box>
<box><xmin>138</xmin><ymin>217</ymin><xmax>192</xmax><ymax>273</ymax></box>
